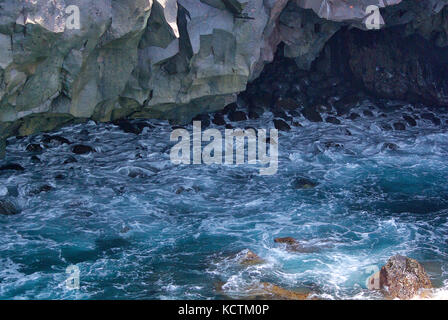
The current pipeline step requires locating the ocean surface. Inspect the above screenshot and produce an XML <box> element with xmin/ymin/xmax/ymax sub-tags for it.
<box><xmin>1</xmin><ymin>102</ymin><xmax>448</xmax><ymax>300</ymax></box>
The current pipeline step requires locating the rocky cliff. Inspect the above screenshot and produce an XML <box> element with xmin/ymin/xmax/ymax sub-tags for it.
<box><xmin>1</xmin><ymin>0</ymin><xmax>448</xmax><ymax>157</ymax></box>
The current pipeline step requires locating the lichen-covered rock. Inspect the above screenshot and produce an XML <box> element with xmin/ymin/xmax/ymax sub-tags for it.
<box><xmin>368</xmin><ymin>255</ymin><xmax>432</xmax><ymax>299</ymax></box>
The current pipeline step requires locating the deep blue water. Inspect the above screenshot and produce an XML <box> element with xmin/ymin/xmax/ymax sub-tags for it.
<box><xmin>1</xmin><ymin>102</ymin><xmax>448</xmax><ymax>299</ymax></box>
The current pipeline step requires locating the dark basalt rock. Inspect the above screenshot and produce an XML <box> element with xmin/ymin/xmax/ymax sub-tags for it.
<box><xmin>112</xmin><ymin>119</ymin><xmax>143</xmax><ymax>134</ymax></box>
<box><xmin>421</xmin><ymin>112</ymin><xmax>441</xmax><ymax>125</ymax></box>
<box><xmin>192</xmin><ymin>114</ymin><xmax>210</xmax><ymax>127</ymax></box>
<box><xmin>302</xmin><ymin>107</ymin><xmax>323</xmax><ymax>122</ymax></box>
<box><xmin>348</xmin><ymin>113</ymin><xmax>360</xmax><ymax>120</ymax></box>
<box><xmin>0</xmin><ymin>199</ymin><xmax>20</xmax><ymax>215</ymax></box>
<box><xmin>0</xmin><ymin>163</ymin><xmax>25</xmax><ymax>172</ymax></box>
<box><xmin>273</xmin><ymin>110</ymin><xmax>292</xmax><ymax>122</ymax></box>
<box><xmin>112</xmin><ymin>119</ymin><xmax>152</xmax><ymax>135</ymax></box>
<box><xmin>228</xmin><ymin>111</ymin><xmax>247</xmax><ymax>122</ymax></box>
<box><xmin>39</xmin><ymin>185</ymin><xmax>53</xmax><ymax>193</ymax></box>
<box><xmin>26</xmin><ymin>144</ymin><xmax>43</xmax><ymax>152</ymax></box>
<box><xmin>293</xmin><ymin>177</ymin><xmax>318</xmax><ymax>189</ymax></box>
<box><xmin>363</xmin><ymin>110</ymin><xmax>374</xmax><ymax>117</ymax></box>
<box><xmin>212</xmin><ymin>113</ymin><xmax>226</xmax><ymax>126</ymax></box>
<box><xmin>72</xmin><ymin>145</ymin><xmax>95</xmax><ymax>155</ymax></box>
<box><xmin>248</xmin><ymin>110</ymin><xmax>261</xmax><ymax>120</ymax></box>
<box><xmin>275</xmin><ymin>98</ymin><xmax>298</xmax><ymax>111</ymax></box>
<box><xmin>393</xmin><ymin>122</ymin><xmax>406</xmax><ymax>130</ymax></box>
<box><xmin>324</xmin><ymin>141</ymin><xmax>343</xmax><ymax>149</ymax></box>
<box><xmin>42</xmin><ymin>134</ymin><xmax>71</xmax><ymax>145</ymax></box>
<box><xmin>333</xmin><ymin>28</ymin><xmax>448</xmax><ymax>107</ymax></box>
<box><xmin>273</xmin><ymin>119</ymin><xmax>291</xmax><ymax>132</ymax></box>
<box><xmin>31</xmin><ymin>184</ymin><xmax>54</xmax><ymax>195</ymax></box>
<box><xmin>334</xmin><ymin>95</ymin><xmax>359</xmax><ymax>115</ymax></box>
<box><xmin>383</xmin><ymin>143</ymin><xmax>399</xmax><ymax>151</ymax></box>
<box><xmin>64</xmin><ymin>156</ymin><xmax>78</xmax><ymax>164</ymax></box>
<box><xmin>403</xmin><ymin>114</ymin><xmax>417</xmax><ymax>127</ymax></box>
<box><xmin>223</xmin><ymin>102</ymin><xmax>238</xmax><ymax>114</ymax></box>
<box><xmin>326</xmin><ymin>116</ymin><xmax>341</xmax><ymax>125</ymax></box>
<box><xmin>367</xmin><ymin>255</ymin><xmax>432</xmax><ymax>300</ymax></box>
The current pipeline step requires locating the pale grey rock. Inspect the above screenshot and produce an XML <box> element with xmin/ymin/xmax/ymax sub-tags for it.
<box><xmin>1</xmin><ymin>0</ymin><xmax>448</xmax><ymax>157</ymax></box>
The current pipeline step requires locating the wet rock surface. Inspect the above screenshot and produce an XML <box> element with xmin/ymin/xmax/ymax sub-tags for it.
<box><xmin>236</xmin><ymin>249</ymin><xmax>264</xmax><ymax>266</ymax></box>
<box><xmin>0</xmin><ymin>199</ymin><xmax>20</xmax><ymax>215</ymax></box>
<box><xmin>72</xmin><ymin>145</ymin><xmax>95</xmax><ymax>155</ymax></box>
<box><xmin>368</xmin><ymin>255</ymin><xmax>433</xmax><ymax>300</ymax></box>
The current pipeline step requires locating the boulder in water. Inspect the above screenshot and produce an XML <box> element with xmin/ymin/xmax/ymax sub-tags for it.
<box><xmin>393</xmin><ymin>122</ymin><xmax>406</xmax><ymax>131</ymax></box>
<box><xmin>273</xmin><ymin>119</ymin><xmax>291</xmax><ymax>132</ymax></box>
<box><xmin>0</xmin><ymin>163</ymin><xmax>24</xmax><ymax>172</ymax></box>
<box><xmin>293</xmin><ymin>177</ymin><xmax>318</xmax><ymax>189</ymax></box>
<box><xmin>403</xmin><ymin>114</ymin><xmax>417</xmax><ymax>127</ymax></box>
<box><xmin>0</xmin><ymin>199</ymin><xmax>20</xmax><ymax>215</ymax></box>
<box><xmin>212</xmin><ymin>113</ymin><xmax>226</xmax><ymax>126</ymax></box>
<box><xmin>72</xmin><ymin>145</ymin><xmax>95</xmax><ymax>155</ymax></box>
<box><xmin>302</xmin><ymin>107</ymin><xmax>323</xmax><ymax>122</ymax></box>
<box><xmin>367</xmin><ymin>255</ymin><xmax>432</xmax><ymax>300</ymax></box>
<box><xmin>248</xmin><ymin>282</ymin><xmax>312</xmax><ymax>300</ymax></box>
<box><xmin>42</xmin><ymin>134</ymin><xmax>71</xmax><ymax>146</ymax></box>
<box><xmin>275</xmin><ymin>98</ymin><xmax>298</xmax><ymax>111</ymax></box>
<box><xmin>326</xmin><ymin>116</ymin><xmax>341</xmax><ymax>125</ymax></box>
<box><xmin>274</xmin><ymin>237</ymin><xmax>320</xmax><ymax>253</ymax></box>
<box><xmin>26</xmin><ymin>144</ymin><xmax>43</xmax><ymax>152</ymax></box>
<box><xmin>228</xmin><ymin>111</ymin><xmax>247</xmax><ymax>122</ymax></box>
<box><xmin>236</xmin><ymin>249</ymin><xmax>264</xmax><ymax>266</ymax></box>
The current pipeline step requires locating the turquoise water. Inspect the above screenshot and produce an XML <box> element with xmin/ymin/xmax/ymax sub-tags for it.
<box><xmin>1</xmin><ymin>103</ymin><xmax>448</xmax><ymax>299</ymax></box>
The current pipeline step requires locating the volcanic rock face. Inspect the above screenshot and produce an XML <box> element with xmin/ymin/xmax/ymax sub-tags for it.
<box><xmin>330</xmin><ymin>24</ymin><xmax>448</xmax><ymax>106</ymax></box>
<box><xmin>1</xmin><ymin>0</ymin><xmax>448</xmax><ymax>157</ymax></box>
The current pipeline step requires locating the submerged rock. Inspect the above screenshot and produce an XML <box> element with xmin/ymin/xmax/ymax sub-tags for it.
<box><xmin>0</xmin><ymin>163</ymin><xmax>25</xmax><ymax>172</ymax></box>
<box><xmin>228</xmin><ymin>111</ymin><xmax>247</xmax><ymax>122</ymax></box>
<box><xmin>403</xmin><ymin>114</ymin><xmax>417</xmax><ymax>127</ymax></box>
<box><xmin>72</xmin><ymin>145</ymin><xmax>95</xmax><ymax>155</ymax></box>
<box><xmin>421</xmin><ymin>112</ymin><xmax>441</xmax><ymax>126</ymax></box>
<box><xmin>0</xmin><ymin>199</ymin><xmax>20</xmax><ymax>215</ymax></box>
<box><xmin>273</xmin><ymin>119</ymin><xmax>291</xmax><ymax>132</ymax></box>
<box><xmin>26</xmin><ymin>144</ymin><xmax>43</xmax><ymax>153</ymax></box>
<box><xmin>236</xmin><ymin>249</ymin><xmax>264</xmax><ymax>266</ymax></box>
<box><xmin>274</xmin><ymin>237</ymin><xmax>320</xmax><ymax>253</ymax></box>
<box><xmin>326</xmin><ymin>116</ymin><xmax>341</xmax><ymax>125</ymax></box>
<box><xmin>192</xmin><ymin>114</ymin><xmax>211</xmax><ymax>128</ymax></box>
<box><xmin>383</xmin><ymin>143</ymin><xmax>399</xmax><ymax>151</ymax></box>
<box><xmin>64</xmin><ymin>156</ymin><xmax>78</xmax><ymax>164</ymax></box>
<box><xmin>292</xmin><ymin>177</ymin><xmax>318</xmax><ymax>189</ymax></box>
<box><xmin>302</xmin><ymin>107</ymin><xmax>323</xmax><ymax>122</ymax></box>
<box><xmin>212</xmin><ymin>113</ymin><xmax>226</xmax><ymax>126</ymax></box>
<box><xmin>216</xmin><ymin>281</ymin><xmax>313</xmax><ymax>300</ymax></box>
<box><xmin>393</xmin><ymin>122</ymin><xmax>406</xmax><ymax>131</ymax></box>
<box><xmin>275</xmin><ymin>98</ymin><xmax>298</xmax><ymax>111</ymax></box>
<box><xmin>367</xmin><ymin>255</ymin><xmax>432</xmax><ymax>300</ymax></box>
<box><xmin>42</xmin><ymin>135</ymin><xmax>71</xmax><ymax>146</ymax></box>
<box><xmin>248</xmin><ymin>282</ymin><xmax>312</xmax><ymax>300</ymax></box>
<box><xmin>113</xmin><ymin>119</ymin><xmax>143</xmax><ymax>135</ymax></box>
